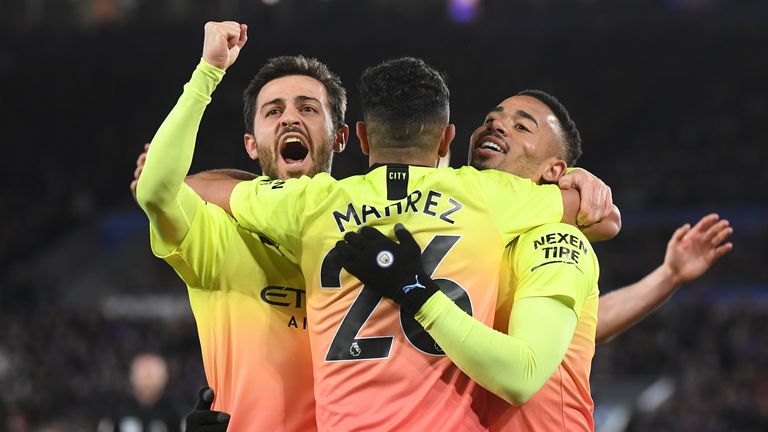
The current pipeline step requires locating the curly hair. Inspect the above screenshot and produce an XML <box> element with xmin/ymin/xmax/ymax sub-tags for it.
<box><xmin>358</xmin><ymin>57</ymin><xmax>450</xmax><ymax>150</ymax></box>
<box><xmin>517</xmin><ymin>89</ymin><xmax>582</xmax><ymax>166</ymax></box>
<box><xmin>242</xmin><ymin>56</ymin><xmax>347</xmax><ymax>134</ymax></box>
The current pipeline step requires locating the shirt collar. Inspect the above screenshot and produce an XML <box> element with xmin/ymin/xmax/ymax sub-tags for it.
<box><xmin>366</xmin><ymin>162</ymin><xmax>432</xmax><ymax>173</ymax></box>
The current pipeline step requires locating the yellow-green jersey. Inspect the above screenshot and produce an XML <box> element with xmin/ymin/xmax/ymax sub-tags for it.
<box><xmin>489</xmin><ymin>223</ymin><xmax>600</xmax><ymax>431</ymax></box>
<box><xmin>230</xmin><ymin>163</ymin><xmax>565</xmax><ymax>431</ymax></box>
<box><xmin>136</xmin><ymin>59</ymin><xmax>318</xmax><ymax>430</ymax></box>
<box><xmin>150</xmin><ymin>186</ymin><xmax>316</xmax><ymax>431</ymax></box>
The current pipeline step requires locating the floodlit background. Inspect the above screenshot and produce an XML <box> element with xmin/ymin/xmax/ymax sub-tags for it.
<box><xmin>1</xmin><ymin>0</ymin><xmax>767</xmax><ymax>430</ymax></box>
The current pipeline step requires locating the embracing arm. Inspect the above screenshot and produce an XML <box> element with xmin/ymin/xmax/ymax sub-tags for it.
<box><xmin>130</xmin><ymin>143</ymin><xmax>252</xmax><ymax>214</ymax></box>
<box><xmin>335</xmin><ymin>224</ymin><xmax>585</xmax><ymax>405</ymax></box>
<box><xmin>185</xmin><ymin>169</ymin><xmax>252</xmax><ymax>214</ymax></box>
<box><xmin>188</xmin><ymin>169</ymin><xmax>258</xmax><ymax>182</ymax></box>
<box><xmin>596</xmin><ymin>214</ymin><xmax>733</xmax><ymax>343</ymax></box>
<box><xmin>558</xmin><ymin>167</ymin><xmax>621</xmax><ymax>242</ymax></box>
<box><xmin>416</xmin><ymin>293</ymin><xmax>575</xmax><ymax>404</ymax></box>
<box><xmin>561</xmin><ymin>188</ymin><xmax>621</xmax><ymax>242</ymax></box>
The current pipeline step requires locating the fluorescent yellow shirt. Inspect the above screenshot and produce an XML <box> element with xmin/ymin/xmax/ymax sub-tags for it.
<box><xmin>490</xmin><ymin>223</ymin><xmax>600</xmax><ymax>432</ymax></box>
<box><xmin>230</xmin><ymin>164</ymin><xmax>564</xmax><ymax>431</ymax></box>
<box><xmin>136</xmin><ymin>60</ymin><xmax>315</xmax><ymax>431</ymax></box>
<box><xmin>151</xmin><ymin>192</ymin><xmax>316</xmax><ymax>431</ymax></box>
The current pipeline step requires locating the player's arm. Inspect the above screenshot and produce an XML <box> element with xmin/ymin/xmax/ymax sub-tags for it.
<box><xmin>188</xmin><ymin>169</ymin><xmax>259</xmax><ymax>182</ymax></box>
<box><xmin>596</xmin><ymin>214</ymin><xmax>733</xmax><ymax>343</ymax></box>
<box><xmin>560</xmin><ymin>188</ymin><xmax>621</xmax><ymax>242</ymax></box>
<box><xmin>129</xmin><ymin>143</ymin><xmax>150</xmax><ymax>200</ymax></box>
<box><xmin>135</xmin><ymin>21</ymin><xmax>247</xmax><ymax>244</ymax></box>
<box><xmin>420</xmin><ymin>293</ymin><xmax>575</xmax><ymax>404</ymax></box>
<box><xmin>185</xmin><ymin>169</ymin><xmax>256</xmax><ymax>213</ymax></box>
<box><xmin>484</xmin><ymin>170</ymin><xmax>620</xmax><ymax>243</ymax></box>
<box><xmin>558</xmin><ymin>167</ymin><xmax>620</xmax><ymax>241</ymax></box>
<box><xmin>335</xmin><ymin>224</ymin><xmax>582</xmax><ymax>404</ymax></box>
<box><xmin>131</xmin><ymin>144</ymin><xmax>256</xmax><ymax>204</ymax></box>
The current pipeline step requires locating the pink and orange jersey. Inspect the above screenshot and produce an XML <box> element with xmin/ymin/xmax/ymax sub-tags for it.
<box><xmin>488</xmin><ymin>223</ymin><xmax>600</xmax><ymax>432</ymax></box>
<box><xmin>230</xmin><ymin>164</ymin><xmax>565</xmax><ymax>430</ymax></box>
<box><xmin>150</xmin><ymin>186</ymin><xmax>316</xmax><ymax>431</ymax></box>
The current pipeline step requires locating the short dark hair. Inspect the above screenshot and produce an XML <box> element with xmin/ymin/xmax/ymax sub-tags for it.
<box><xmin>358</xmin><ymin>57</ymin><xmax>450</xmax><ymax>149</ymax></box>
<box><xmin>243</xmin><ymin>56</ymin><xmax>347</xmax><ymax>134</ymax></box>
<box><xmin>516</xmin><ymin>89</ymin><xmax>582</xmax><ymax>166</ymax></box>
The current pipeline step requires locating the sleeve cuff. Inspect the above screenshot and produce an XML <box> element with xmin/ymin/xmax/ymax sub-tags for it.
<box><xmin>414</xmin><ymin>290</ymin><xmax>453</xmax><ymax>329</ymax></box>
<box><xmin>197</xmin><ymin>58</ymin><xmax>226</xmax><ymax>80</ymax></box>
<box><xmin>184</xmin><ymin>58</ymin><xmax>226</xmax><ymax>101</ymax></box>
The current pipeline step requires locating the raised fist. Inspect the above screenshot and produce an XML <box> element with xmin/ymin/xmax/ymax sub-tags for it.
<box><xmin>202</xmin><ymin>21</ymin><xmax>248</xmax><ymax>70</ymax></box>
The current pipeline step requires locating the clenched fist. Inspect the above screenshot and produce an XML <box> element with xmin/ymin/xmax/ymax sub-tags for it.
<box><xmin>202</xmin><ymin>21</ymin><xmax>248</xmax><ymax>70</ymax></box>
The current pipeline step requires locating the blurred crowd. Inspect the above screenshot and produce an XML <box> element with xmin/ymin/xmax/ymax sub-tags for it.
<box><xmin>595</xmin><ymin>298</ymin><xmax>768</xmax><ymax>431</ymax></box>
<box><xmin>7</xmin><ymin>0</ymin><xmax>763</xmax><ymax>30</ymax></box>
<box><xmin>2</xmin><ymin>287</ymin><xmax>768</xmax><ymax>429</ymax></box>
<box><xmin>0</xmin><ymin>310</ymin><xmax>201</xmax><ymax>430</ymax></box>
<box><xmin>2</xmin><ymin>1</ymin><xmax>766</xmax><ymax>272</ymax></box>
<box><xmin>1</xmin><ymin>1</ymin><xmax>766</xmax><ymax>430</ymax></box>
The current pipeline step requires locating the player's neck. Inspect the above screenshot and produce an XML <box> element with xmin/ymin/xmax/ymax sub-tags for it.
<box><xmin>368</xmin><ymin>149</ymin><xmax>438</xmax><ymax>168</ymax></box>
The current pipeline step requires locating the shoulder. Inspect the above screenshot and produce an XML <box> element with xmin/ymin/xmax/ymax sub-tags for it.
<box><xmin>468</xmin><ymin>166</ymin><xmax>524</xmax><ymax>182</ymax></box>
<box><xmin>512</xmin><ymin>223</ymin><xmax>595</xmax><ymax>270</ymax></box>
<box><xmin>509</xmin><ymin>223</ymin><xmax>598</xmax><ymax>308</ymax></box>
<box><xmin>468</xmin><ymin>168</ymin><xmax>550</xmax><ymax>195</ymax></box>
<box><xmin>518</xmin><ymin>223</ymin><xmax>589</xmax><ymax>247</ymax></box>
<box><xmin>308</xmin><ymin>172</ymin><xmax>336</xmax><ymax>184</ymax></box>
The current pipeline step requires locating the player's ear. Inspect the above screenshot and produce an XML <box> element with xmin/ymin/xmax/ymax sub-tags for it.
<box><xmin>356</xmin><ymin>121</ymin><xmax>370</xmax><ymax>156</ymax></box>
<box><xmin>438</xmin><ymin>123</ymin><xmax>456</xmax><ymax>158</ymax></box>
<box><xmin>244</xmin><ymin>133</ymin><xmax>259</xmax><ymax>160</ymax></box>
<box><xmin>333</xmin><ymin>124</ymin><xmax>350</xmax><ymax>153</ymax></box>
<box><xmin>541</xmin><ymin>158</ymin><xmax>568</xmax><ymax>183</ymax></box>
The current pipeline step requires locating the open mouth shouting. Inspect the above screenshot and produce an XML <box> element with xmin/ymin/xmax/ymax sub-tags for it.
<box><xmin>279</xmin><ymin>133</ymin><xmax>311</xmax><ymax>168</ymax></box>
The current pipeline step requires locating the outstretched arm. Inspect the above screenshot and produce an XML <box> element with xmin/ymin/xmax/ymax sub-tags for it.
<box><xmin>596</xmin><ymin>213</ymin><xmax>733</xmax><ymax>343</ymax></box>
<box><xmin>135</xmin><ymin>21</ymin><xmax>247</xmax><ymax>245</ymax></box>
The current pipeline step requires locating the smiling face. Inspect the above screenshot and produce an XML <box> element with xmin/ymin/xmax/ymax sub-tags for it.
<box><xmin>468</xmin><ymin>95</ymin><xmax>565</xmax><ymax>182</ymax></box>
<box><xmin>246</xmin><ymin>75</ymin><xmax>337</xmax><ymax>179</ymax></box>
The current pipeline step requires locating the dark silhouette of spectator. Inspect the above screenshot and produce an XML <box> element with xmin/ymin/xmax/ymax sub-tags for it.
<box><xmin>98</xmin><ymin>353</ymin><xmax>181</xmax><ymax>432</ymax></box>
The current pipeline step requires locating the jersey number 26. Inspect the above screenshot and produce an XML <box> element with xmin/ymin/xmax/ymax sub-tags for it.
<box><xmin>321</xmin><ymin>235</ymin><xmax>473</xmax><ymax>361</ymax></box>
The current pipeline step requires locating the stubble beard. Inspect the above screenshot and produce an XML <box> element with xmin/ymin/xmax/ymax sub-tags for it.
<box><xmin>257</xmin><ymin>134</ymin><xmax>335</xmax><ymax>180</ymax></box>
<box><xmin>471</xmin><ymin>153</ymin><xmax>537</xmax><ymax>180</ymax></box>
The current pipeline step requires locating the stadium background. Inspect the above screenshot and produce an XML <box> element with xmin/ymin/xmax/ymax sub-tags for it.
<box><xmin>1</xmin><ymin>0</ymin><xmax>767</xmax><ymax>430</ymax></box>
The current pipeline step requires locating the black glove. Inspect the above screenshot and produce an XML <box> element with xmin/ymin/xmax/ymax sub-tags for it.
<box><xmin>335</xmin><ymin>223</ymin><xmax>439</xmax><ymax>314</ymax></box>
<box><xmin>185</xmin><ymin>387</ymin><xmax>230</xmax><ymax>432</ymax></box>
